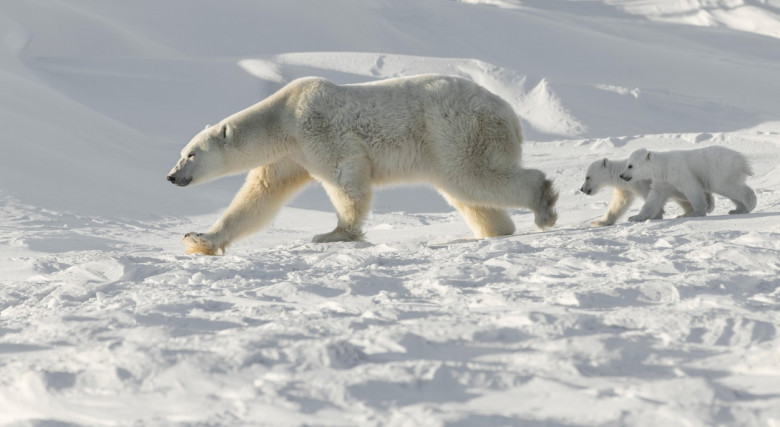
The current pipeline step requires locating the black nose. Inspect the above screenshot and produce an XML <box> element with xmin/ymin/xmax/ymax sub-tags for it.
<box><xmin>167</xmin><ymin>175</ymin><xmax>175</xmax><ymax>183</ymax></box>
<box><xmin>620</xmin><ymin>174</ymin><xmax>631</xmax><ymax>181</ymax></box>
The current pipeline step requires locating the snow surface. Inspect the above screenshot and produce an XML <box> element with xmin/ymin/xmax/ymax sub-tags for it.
<box><xmin>2</xmin><ymin>0</ymin><xmax>780</xmax><ymax>425</ymax></box>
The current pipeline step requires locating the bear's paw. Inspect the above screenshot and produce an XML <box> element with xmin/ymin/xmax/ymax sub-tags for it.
<box><xmin>183</xmin><ymin>232</ymin><xmax>223</xmax><ymax>256</ymax></box>
<box><xmin>534</xmin><ymin>179</ymin><xmax>559</xmax><ymax>230</ymax></box>
<box><xmin>312</xmin><ymin>227</ymin><xmax>365</xmax><ymax>243</ymax></box>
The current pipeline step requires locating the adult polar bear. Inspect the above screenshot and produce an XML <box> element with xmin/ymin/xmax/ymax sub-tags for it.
<box><xmin>619</xmin><ymin>146</ymin><xmax>756</xmax><ymax>222</ymax></box>
<box><xmin>167</xmin><ymin>75</ymin><xmax>558</xmax><ymax>255</ymax></box>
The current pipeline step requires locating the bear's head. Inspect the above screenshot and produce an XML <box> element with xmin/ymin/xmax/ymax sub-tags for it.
<box><xmin>167</xmin><ymin>123</ymin><xmax>234</xmax><ymax>187</ymax></box>
<box><xmin>620</xmin><ymin>148</ymin><xmax>651</xmax><ymax>182</ymax></box>
<box><xmin>580</xmin><ymin>158</ymin><xmax>610</xmax><ymax>195</ymax></box>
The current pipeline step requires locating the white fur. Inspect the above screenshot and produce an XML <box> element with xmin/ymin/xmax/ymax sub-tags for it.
<box><xmin>167</xmin><ymin>75</ymin><xmax>558</xmax><ymax>255</ymax></box>
<box><xmin>580</xmin><ymin>158</ymin><xmax>714</xmax><ymax>226</ymax></box>
<box><xmin>619</xmin><ymin>146</ymin><xmax>756</xmax><ymax>222</ymax></box>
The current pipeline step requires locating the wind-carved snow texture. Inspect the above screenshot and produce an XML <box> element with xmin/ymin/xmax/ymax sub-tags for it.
<box><xmin>2</xmin><ymin>0</ymin><xmax>780</xmax><ymax>425</ymax></box>
<box><xmin>3</xmin><ymin>132</ymin><xmax>780</xmax><ymax>425</ymax></box>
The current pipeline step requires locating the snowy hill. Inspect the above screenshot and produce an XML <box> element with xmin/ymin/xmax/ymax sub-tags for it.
<box><xmin>1</xmin><ymin>1</ymin><xmax>779</xmax><ymax>425</ymax></box>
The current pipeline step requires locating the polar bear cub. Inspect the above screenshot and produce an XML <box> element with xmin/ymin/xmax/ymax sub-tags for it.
<box><xmin>619</xmin><ymin>146</ymin><xmax>756</xmax><ymax>222</ymax></box>
<box><xmin>167</xmin><ymin>75</ymin><xmax>559</xmax><ymax>255</ymax></box>
<box><xmin>580</xmin><ymin>158</ymin><xmax>713</xmax><ymax>226</ymax></box>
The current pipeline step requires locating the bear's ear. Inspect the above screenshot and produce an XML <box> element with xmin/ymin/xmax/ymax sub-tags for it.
<box><xmin>601</xmin><ymin>158</ymin><xmax>607</xmax><ymax>168</ymax></box>
<box><xmin>218</xmin><ymin>123</ymin><xmax>233</xmax><ymax>142</ymax></box>
<box><xmin>204</xmin><ymin>124</ymin><xmax>211</xmax><ymax>130</ymax></box>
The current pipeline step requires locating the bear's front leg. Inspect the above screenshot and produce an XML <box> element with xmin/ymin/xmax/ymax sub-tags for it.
<box><xmin>591</xmin><ymin>189</ymin><xmax>634</xmax><ymax>227</ymax></box>
<box><xmin>678</xmin><ymin>184</ymin><xmax>708</xmax><ymax>217</ymax></box>
<box><xmin>629</xmin><ymin>186</ymin><xmax>669</xmax><ymax>222</ymax></box>
<box><xmin>182</xmin><ymin>160</ymin><xmax>311</xmax><ymax>255</ymax></box>
<box><xmin>315</xmin><ymin>158</ymin><xmax>372</xmax><ymax>243</ymax></box>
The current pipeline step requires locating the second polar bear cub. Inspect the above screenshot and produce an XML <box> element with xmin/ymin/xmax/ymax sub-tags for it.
<box><xmin>580</xmin><ymin>158</ymin><xmax>713</xmax><ymax>227</ymax></box>
<box><xmin>619</xmin><ymin>146</ymin><xmax>756</xmax><ymax>222</ymax></box>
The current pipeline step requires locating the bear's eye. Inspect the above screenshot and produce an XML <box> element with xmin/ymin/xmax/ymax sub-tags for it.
<box><xmin>628</xmin><ymin>165</ymin><xmax>633</xmax><ymax>169</ymax></box>
<box><xmin>585</xmin><ymin>176</ymin><xmax>590</xmax><ymax>181</ymax></box>
<box><xmin>187</xmin><ymin>153</ymin><xmax>196</xmax><ymax>159</ymax></box>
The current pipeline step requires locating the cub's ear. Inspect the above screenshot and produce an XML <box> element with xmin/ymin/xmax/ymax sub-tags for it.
<box><xmin>601</xmin><ymin>158</ymin><xmax>607</xmax><ymax>168</ymax></box>
<box><xmin>645</xmin><ymin>151</ymin><xmax>652</xmax><ymax>161</ymax></box>
<box><xmin>204</xmin><ymin>124</ymin><xmax>211</xmax><ymax>130</ymax></box>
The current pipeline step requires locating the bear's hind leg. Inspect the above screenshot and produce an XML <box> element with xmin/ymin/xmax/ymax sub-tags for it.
<box><xmin>720</xmin><ymin>184</ymin><xmax>757</xmax><ymax>214</ymax></box>
<box><xmin>439</xmin><ymin>190</ymin><xmax>515</xmax><ymax>238</ymax></box>
<box><xmin>672</xmin><ymin>192</ymin><xmax>713</xmax><ymax>218</ymax></box>
<box><xmin>534</xmin><ymin>178</ymin><xmax>559</xmax><ymax>229</ymax></box>
<box><xmin>440</xmin><ymin>167</ymin><xmax>558</xmax><ymax>230</ymax></box>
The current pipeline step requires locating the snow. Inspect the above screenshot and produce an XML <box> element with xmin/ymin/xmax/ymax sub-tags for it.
<box><xmin>1</xmin><ymin>0</ymin><xmax>780</xmax><ymax>425</ymax></box>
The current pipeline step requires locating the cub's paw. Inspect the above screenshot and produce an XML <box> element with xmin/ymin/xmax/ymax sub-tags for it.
<box><xmin>590</xmin><ymin>220</ymin><xmax>611</xmax><ymax>227</ymax></box>
<box><xmin>183</xmin><ymin>232</ymin><xmax>223</xmax><ymax>255</ymax></box>
<box><xmin>628</xmin><ymin>215</ymin><xmax>647</xmax><ymax>222</ymax></box>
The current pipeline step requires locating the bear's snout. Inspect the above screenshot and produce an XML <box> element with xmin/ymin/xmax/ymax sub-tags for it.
<box><xmin>167</xmin><ymin>174</ymin><xmax>192</xmax><ymax>187</ymax></box>
<box><xmin>580</xmin><ymin>186</ymin><xmax>592</xmax><ymax>195</ymax></box>
<box><xmin>619</xmin><ymin>174</ymin><xmax>631</xmax><ymax>181</ymax></box>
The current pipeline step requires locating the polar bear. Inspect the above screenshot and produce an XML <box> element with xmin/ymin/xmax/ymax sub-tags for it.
<box><xmin>166</xmin><ymin>75</ymin><xmax>558</xmax><ymax>255</ymax></box>
<box><xmin>619</xmin><ymin>146</ymin><xmax>756</xmax><ymax>222</ymax></box>
<box><xmin>580</xmin><ymin>157</ymin><xmax>713</xmax><ymax>226</ymax></box>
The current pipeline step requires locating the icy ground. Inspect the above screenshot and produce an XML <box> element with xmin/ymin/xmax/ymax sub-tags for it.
<box><xmin>2</xmin><ymin>0</ymin><xmax>780</xmax><ymax>425</ymax></box>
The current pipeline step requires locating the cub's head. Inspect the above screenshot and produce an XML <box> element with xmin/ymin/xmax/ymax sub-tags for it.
<box><xmin>580</xmin><ymin>158</ymin><xmax>611</xmax><ymax>195</ymax></box>
<box><xmin>620</xmin><ymin>148</ymin><xmax>652</xmax><ymax>182</ymax></box>
<box><xmin>167</xmin><ymin>123</ymin><xmax>234</xmax><ymax>187</ymax></box>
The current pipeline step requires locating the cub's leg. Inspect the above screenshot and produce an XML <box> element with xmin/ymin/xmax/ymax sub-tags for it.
<box><xmin>591</xmin><ymin>188</ymin><xmax>635</xmax><ymax>227</ymax></box>
<box><xmin>439</xmin><ymin>167</ymin><xmax>558</xmax><ymax>230</ymax></box>
<box><xmin>677</xmin><ymin>180</ymin><xmax>709</xmax><ymax>217</ymax></box>
<box><xmin>674</xmin><ymin>192</ymin><xmax>715</xmax><ymax>217</ymax></box>
<box><xmin>706</xmin><ymin>192</ymin><xmax>715</xmax><ymax>213</ymax></box>
<box><xmin>629</xmin><ymin>185</ymin><xmax>671</xmax><ymax>222</ymax></box>
<box><xmin>314</xmin><ymin>157</ymin><xmax>373</xmax><ymax>243</ymax></box>
<box><xmin>439</xmin><ymin>190</ymin><xmax>516</xmax><ymax>238</ymax></box>
<box><xmin>183</xmin><ymin>159</ymin><xmax>311</xmax><ymax>255</ymax></box>
<box><xmin>718</xmin><ymin>183</ymin><xmax>757</xmax><ymax>214</ymax></box>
